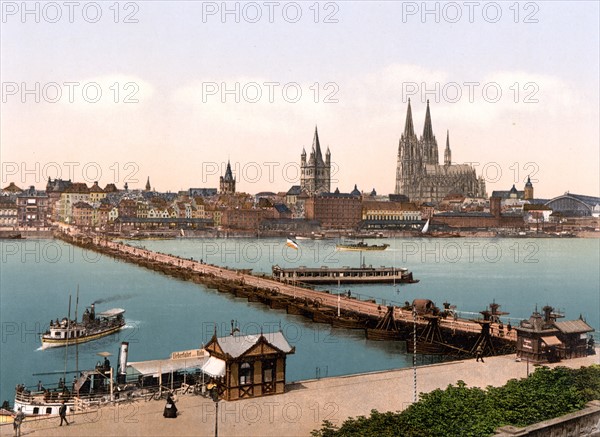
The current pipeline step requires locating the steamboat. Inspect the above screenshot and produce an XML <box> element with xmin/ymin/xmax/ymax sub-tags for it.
<box><xmin>13</xmin><ymin>358</ymin><xmax>115</xmax><ymax>416</ymax></box>
<box><xmin>336</xmin><ymin>241</ymin><xmax>389</xmax><ymax>251</ymax></box>
<box><xmin>272</xmin><ymin>264</ymin><xmax>418</xmax><ymax>285</ymax></box>
<box><xmin>41</xmin><ymin>303</ymin><xmax>126</xmax><ymax>349</ymax></box>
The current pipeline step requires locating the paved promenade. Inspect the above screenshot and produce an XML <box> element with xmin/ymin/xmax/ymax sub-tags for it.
<box><xmin>3</xmin><ymin>351</ymin><xmax>598</xmax><ymax>437</ymax></box>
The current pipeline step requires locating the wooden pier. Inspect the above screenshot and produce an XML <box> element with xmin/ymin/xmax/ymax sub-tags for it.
<box><xmin>57</xmin><ymin>230</ymin><xmax>517</xmax><ymax>358</ymax></box>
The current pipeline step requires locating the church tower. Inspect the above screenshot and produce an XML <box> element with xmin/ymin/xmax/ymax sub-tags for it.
<box><xmin>395</xmin><ymin>99</ymin><xmax>420</xmax><ymax>197</ymax></box>
<box><xmin>145</xmin><ymin>177</ymin><xmax>151</xmax><ymax>192</ymax></box>
<box><xmin>444</xmin><ymin>130</ymin><xmax>452</xmax><ymax>165</ymax></box>
<box><xmin>524</xmin><ymin>176</ymin><xmax>534</xmax><ymax>200</ymax></box>
<box><xmin>301</xmin><ymin>126</ymin><xmax>331</xmax><ymax>195</ymax></box>
<box><xmin>219</xmin><ymin>160</ymin><xmax>236</xmax><ymax>194</ymax></box>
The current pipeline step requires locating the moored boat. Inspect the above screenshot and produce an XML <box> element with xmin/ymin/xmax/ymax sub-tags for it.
<box><xmin>272</xmin><ymin>264</ymin><xmax>418</xmax><ymax>285</ymax></box>
<box><xmin>13</xmin><ymin>360</ymin><xmax>114</xmax><ymax>416</ymax></box>
<box><xmin>336</xmin><ymin>241</ymin><xmax>389</xmax><ymax>251</ymax></box>
<box><xmin>331</xmin><ymin>314</ymin><xmax>368</xmax><ymax>330</ymax></box>
<box><xmin>365</xmin><ymin>328</ymin><xmax>403</xmax><ymax>341</ymax></box>
<box><xmin>365</xmin><ymin>306</ymin><xmax>404</xmax><ymax>341</ymax></box>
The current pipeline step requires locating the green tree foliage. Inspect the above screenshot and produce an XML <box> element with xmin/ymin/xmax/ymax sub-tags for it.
<box><xmin>311</xmin><ymin>365</ymin><xmax>600</xmax><ymax>437</ymax></box>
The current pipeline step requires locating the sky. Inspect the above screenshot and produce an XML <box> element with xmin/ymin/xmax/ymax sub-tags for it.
<box><xmin>1</xmin><ymin>1</ymin><xmax>599</xmax><ymax>199</ymax></box>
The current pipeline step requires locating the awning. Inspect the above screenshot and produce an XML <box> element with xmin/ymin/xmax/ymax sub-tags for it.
<box><xmin>201</xmin><ymin>357</ymin><xmax>226</xmax><ymax>378</ymax></box>
<box><xmin>128</xmin><ymin>356</ymin><xmax>208</xmax><ymax>377</ymax></box>
<box><xmin>542</xmin><ymin>336</ymin><xmax>562</xmax><ymax>347</ymax></box>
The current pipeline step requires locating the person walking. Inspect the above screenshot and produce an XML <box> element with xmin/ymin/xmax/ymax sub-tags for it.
<box><xmin>13</xmin><ymin>407</ymin><xmax>25</xmax><ymax>437</ymax></box>
<box><xmin>475</xmin><ymin>344</ymin><xmax>485</xmax><ymax>363</ymax></box>
<box><xmin>59</xmin><ymin>400</ymin><xmax>69</xmax><ymax>426</ymax></box>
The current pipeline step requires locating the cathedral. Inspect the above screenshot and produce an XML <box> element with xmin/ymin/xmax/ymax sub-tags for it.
<box><xmin>300</xmin><ymin>126</ymin><xmax>331</xmax><ymax>195</ymax></box>
<box><xmin>395</xmin><ymin>100</ymin><xmax>486</xmax><ymax>203</ymax></box>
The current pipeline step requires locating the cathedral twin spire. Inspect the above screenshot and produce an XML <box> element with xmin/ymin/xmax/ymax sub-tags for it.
<box><xmin>401</xmin><ymin>99</ymin><xmax>448</xmax><ymax>166</ymax></box>
<box><xmin>422</xmin><ymin>100</ymin><xmax>434</xmax><ymax>141</ymax></box>
<box><xmin>403</xmin><ymin>99</ymin><xmax>416</xmax><ymax>139</ymax></box>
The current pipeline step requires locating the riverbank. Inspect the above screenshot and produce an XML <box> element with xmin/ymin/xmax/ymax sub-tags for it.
<box><xmin>3</xmin><ymin>351</ymin><xmax>598</xmax><ymax>437</ymax></box>
<box><xmin>0</xmin><ymin>229</ymin><xmax>53</xmax><ymax>239</ymax></box>
<box><xmin>1</xmin><ymin>226</ymin><xmax>599</xmax><ymax>240</ymax></box>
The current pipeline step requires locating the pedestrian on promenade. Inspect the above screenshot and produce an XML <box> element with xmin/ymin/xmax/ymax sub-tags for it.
<box><xmin>163</xmin><ymin>393</ymin><xmax>178</xmax><ymax>418</ymax></box>
<box><xmin>13</xmin><ymin>407</ymin><xmax>25</xmax><ymax>437</ymax></box>
<box><xmin>475</xmin><ymin>344</ymin><xmax>485</xmax><ymax>363</ymax></box>
<box><xmin>59</xmin><ymin>400</ymin><xmax>69</xmax><ymax>426</ymax></box>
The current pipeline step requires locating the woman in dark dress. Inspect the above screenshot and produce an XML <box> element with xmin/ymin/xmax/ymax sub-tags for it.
<box><xmin>163</xmin><ymin>393</ymin><xmax>178</xmax><ymax>418</ymax></box>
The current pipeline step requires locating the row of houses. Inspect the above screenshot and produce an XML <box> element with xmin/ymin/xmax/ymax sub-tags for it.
<box><xmin>1</xmin><ymin>179</ymin><xmax>598</xmax><ymax>232</ymax></box>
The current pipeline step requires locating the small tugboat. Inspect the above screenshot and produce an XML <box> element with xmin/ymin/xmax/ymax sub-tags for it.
<box><xmin>336</xmin><ymin>241</ymin><xmax>389</xmax><ymax>251</ymax></box>
<box><xmin>41</xmin><ymin>303</ymin><xmax>126</xmax><ymax>349</ymax></box>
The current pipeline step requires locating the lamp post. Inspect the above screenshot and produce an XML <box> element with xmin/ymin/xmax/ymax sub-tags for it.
<box><xmin>412</xmin><ymin>305</ymin><xmax>417</xmax><ymax>403</ymax></box>
<box><xmin>210</xmin><ymin>385</ymin><xmax>219</xmax><ymax>437</ymax></box>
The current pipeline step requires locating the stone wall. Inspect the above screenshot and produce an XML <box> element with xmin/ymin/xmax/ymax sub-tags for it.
<box><xmin>494</xmin><ymin>400</ymin><xmax>600</xmax><ymax>436</ymax></box>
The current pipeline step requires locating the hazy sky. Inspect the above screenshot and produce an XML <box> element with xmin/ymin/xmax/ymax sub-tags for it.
<box><xmin>1</xmin><ymin>1</ymin><xmax>599</xmax><ymax>199</ymax></box>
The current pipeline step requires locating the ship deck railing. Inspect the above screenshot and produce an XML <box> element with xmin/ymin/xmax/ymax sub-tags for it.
<box><xmin>14</xmin><ymin>387</ymin><xmax>114</xmax><ymax>405</ymax></box>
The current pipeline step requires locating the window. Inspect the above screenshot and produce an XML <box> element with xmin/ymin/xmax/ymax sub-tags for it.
<box><xmin>46</xmin><ymin>407</ymin><xmax>52</xmax><ymax>414</ymax></box>
<box><xmin>33</xmin><ymin>407</ymin><xmax>39</xmax><ymax>415</ymax></box>
<box><xmin>262</xmin><ymin>360</ymin><xmax>275</xmax><ymax>383</ymax></box>
<box><xmin>239</xmin><ymin>362</ymin><xmax>253</xmax><ymax>385</ymax></box>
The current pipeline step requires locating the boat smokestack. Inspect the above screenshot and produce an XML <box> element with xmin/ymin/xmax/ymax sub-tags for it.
<box><xmin>118</xmin><ymin>342</ymin><xmax>129</xmax><ymax>383</ymax></box>
<box><xmin>542</xmin><ymin>305</ymin><xmax>554</xmax><ymax>323</ymax></box>
<box><xmin>90</xmin><ymin>303</ymin><xmax>95</xmax><ymax>321</ymax></box>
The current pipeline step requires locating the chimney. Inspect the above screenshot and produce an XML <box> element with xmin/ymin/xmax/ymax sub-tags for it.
<box><xmin>118</xmin><ymin>342</ymin><xmax>129</xmax><ymax>383</ymax></box>
<box><xmin>542</xmin><ymin>305</ymin><xmax>553</xmax><ymax>323</ymax></box>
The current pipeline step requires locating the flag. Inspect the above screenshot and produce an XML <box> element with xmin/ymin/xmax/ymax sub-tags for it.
<box><xmin>286</xmin><ymin>238</ymin><xmax>299</xmax><ymax>250</ymax></box>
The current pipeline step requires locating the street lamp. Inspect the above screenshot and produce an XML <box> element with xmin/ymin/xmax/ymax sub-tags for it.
<box><xmin>210</xmin><ymin>384</ymin><xmax>219</xmax><ymax>437</ymax></box>
<box><xmin>412</xmin><ymin>305</ymin><xmax>417</xmax><ymax>403</ymax></box>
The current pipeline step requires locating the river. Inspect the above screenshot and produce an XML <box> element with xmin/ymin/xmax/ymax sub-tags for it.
<box><xmin>1</xmin><ymin>237</ymin><xmax>598</xmax><ymax>405</ymax></box>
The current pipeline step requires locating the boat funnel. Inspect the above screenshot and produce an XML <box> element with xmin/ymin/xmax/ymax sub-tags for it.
<box><xmin>118</xmin><ymin>342</ymin><xmax>129</xmax><ymax>380</ymax></box>
<box><xmin>90</xmin><ymin>303</ymin><xmax>96</xmax><ymax>321</ymax></box>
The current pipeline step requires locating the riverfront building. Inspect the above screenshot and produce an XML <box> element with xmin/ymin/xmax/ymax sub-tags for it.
<box><xmin>204</xmin><ymin>331</ymin><xmax>295</xmax><ymax>401</ymax></box>
<box><xmin>304</xmin><ymin>189</ymin><xmax>362</xmax><ymax>230</ymax></box>
<box><xmin>516</xmin><ymin>306</ymin><xmax>594</xmax><ymax>363</ymax></box>
<box><xmin>0</xmin><ymin>196</ymin><xmax>18</xmax><ymax>228</ymax></box>
<box><xmin>545</xmin><ymin>193</ymin><xmax>600</xmax><ymax>217</ymax></box>
<box><xmin>360</xmin><ymin>200</ymin><xmax>422</xmax><ymax>230</ymax></box>
<box><xmin>433</xmin><ymin>196</ymin><xmax>525</xmax><ymax>229</ymax></box>
<box><xmin>16</xmin><ymin>185</ymin><xmax>49</xmax><ymax>228</ymax></box>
